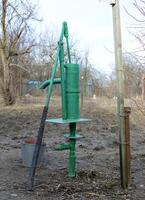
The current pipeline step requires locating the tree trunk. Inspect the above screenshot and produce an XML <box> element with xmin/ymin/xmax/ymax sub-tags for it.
<box><xmin>0</xmin><ymin>49</ymin><xmax>15</xmax><ymax>105</ymax></box>
<box><xmin>0</xmin><ymin>0</ymin><xmax>15</xmax><ymax>105</ymax></box>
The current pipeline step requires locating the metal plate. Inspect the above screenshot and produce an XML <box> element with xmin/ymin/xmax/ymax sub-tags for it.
<box><xmin>46</xmin><ymin>118</ymin><xmax>91</xmax><ymax>124</ymax></box>
<box><xmin>64</xmin><ymin>133</ymin><xmax>83</xmax><ymax>139</ymax></box>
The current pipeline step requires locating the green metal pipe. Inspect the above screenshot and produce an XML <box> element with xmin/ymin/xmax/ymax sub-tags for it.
<box><xmin>39</xmin><ymin>78</ymin><xmax>61</xmax><ymax>89</ymax></box>
<box><xmin>66</xmin><ymin>38</ymin><xmax>71</xmax><ymax>63</ymax></box>
<box><xmin>59</xmin><ymin>41</ymin><xmax>67</xmax><ymax>119</ymax></box>
<box><xmin>111</xmin><ymin>0</ymin><xmax>127</xmax><ymax>189</ymax></box>
<box><xmin>55</xmin><ymin>143</ymin><xmax>70</xmax><ymax>150</ymax></box>
<box><xmin>68</xmin><ymin>123</ymin><xmax>76</xmax><ymax>177</ymax></box>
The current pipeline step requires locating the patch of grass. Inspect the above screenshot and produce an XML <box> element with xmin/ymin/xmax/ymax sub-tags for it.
<box><xmin>103</xmin><ymin>180</ymin><xmax>118</xmax><ymax>189</ymax></box>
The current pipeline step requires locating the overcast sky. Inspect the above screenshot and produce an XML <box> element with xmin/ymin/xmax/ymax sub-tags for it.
<box><xmin>33</xmin><ymin>0</ymin><xmax>139</xmax><ymax>73</ymax></box>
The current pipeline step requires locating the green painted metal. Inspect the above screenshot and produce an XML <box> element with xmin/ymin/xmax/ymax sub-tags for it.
<box><xmin>39</xmin><ymin>78</ymin><xmax>61</xmax><ymax>89</ymax></box>
<box><xmin>65</xmin><ymin>64</ymin><xmax>80</xmax><ymax>119</ymax></box>
<box><xmin>59</xmin><ymin>41</ymin><xmax>67</xmax><ymax>119</ymax></box>
<box><xmin>68</xmin><ymin>123</ymin><xmax>76</xmax><ymax>177</ymax></box>
<box><xmin>111</xmin><ymin>0</ymin><xmax>127</xmax><ymax>189</ymax></box>
<box><xmin>29</xmin><ymin>22</ymin><xmax>91</xmax><ymax>188</ymax></box>
<box><xmin>63</xmin><ymin>22</ymin><xmax>71</xmax><ymax>63</ymax></box>
<box><xmin>55</xmin><ymin>143</ymin><xmax>70</xmax><ymax>150</ymax></box>
<box><xmin>54</xmin><ymin>123</ymin><xmax>77</xmax><ymax>177</ymax></box>
<box><xmin>64</xmin><ymin>133</ymin><xmax>83</xmax><ymax>139</ymax></box>
<box><xmin>46</xmin><ymin>118</ymin><xmax>90</xmax><ymax>124</ymax></box>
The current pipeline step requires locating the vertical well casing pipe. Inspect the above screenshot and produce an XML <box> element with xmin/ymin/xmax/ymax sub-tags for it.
<box><xmin>69</xmin><ymin>123</ymin><xmax>76</xmax><ymax>177</ymax></box>
<box><xmin>111</xmin><ymin>0</ymin><xmax>127</xmax><ymax>189</ymax></box>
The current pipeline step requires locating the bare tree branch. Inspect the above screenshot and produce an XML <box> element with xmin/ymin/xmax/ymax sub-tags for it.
<box><xmin>9</xmin><ymin>63</ymin><xmax>30</xmax><ymax>73</ymax></box>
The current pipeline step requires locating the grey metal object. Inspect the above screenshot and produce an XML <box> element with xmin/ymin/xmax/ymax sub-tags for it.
<box><xmin>21</xmin><ymin>143</ymin><xmax>46</xmax><ymax>167</ymax></box>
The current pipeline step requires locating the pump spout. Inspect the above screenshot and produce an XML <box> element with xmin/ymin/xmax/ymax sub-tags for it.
<box><xmin>39</xmin><ymin>78</ymin><xmax>61</xmax><ymax>89</ymax></box>
<box><xmin>55</xmin><ymin>143</ymin><xmax>70</xmax><ymax>150</ymax></box>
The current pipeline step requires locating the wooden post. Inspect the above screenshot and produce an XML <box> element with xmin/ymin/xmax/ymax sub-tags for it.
<box><xmin>111</xmin><ymin>0</ymin><xmax>127</xmax><ymax>189</ymax></box>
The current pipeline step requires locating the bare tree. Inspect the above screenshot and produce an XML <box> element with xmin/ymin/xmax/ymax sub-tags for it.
<box><xmin>0</xmin><ymin>0</ymin><xmax>39</xmax><ymax>105</ymax></box>
<box><xmin>125</xmin><ymin>0</ymin><xmax>145</xmax><ymax>65</ymax></box>
<box><xmin>122</xmin><ymin>0</ymin><xmax>145</xmax><ymax>99</ymax></box>
<box><xmin>79</xmin><ymin>50</ymin><xmax>108</xmax><ymax>97</ymax></box>
<box><xmin>29</xmin><ymin>30</ymin><xmax>82</xmax><ymax>82</ymax></box>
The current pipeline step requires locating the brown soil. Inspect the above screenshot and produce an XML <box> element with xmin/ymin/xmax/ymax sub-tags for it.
<box><xmin>0</xmin><ymin>97</ymin><xmax>145</xmax><ymax>200</ymax></box>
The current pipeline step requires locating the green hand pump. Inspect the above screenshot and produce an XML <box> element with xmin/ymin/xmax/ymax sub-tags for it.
<box><xmin>28</xmin><ymin>22</ymin><xmax>90</xmax><ymax>190</ymax></box>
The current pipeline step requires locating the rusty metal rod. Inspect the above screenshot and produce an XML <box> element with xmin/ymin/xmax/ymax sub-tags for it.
<box><xmin>142</xmin><ymin>76</ymin><xmax>145</xmax><ymax>100</ymax></box>
<box><xmin>124</xmin><ymin>106</ymin><xmax>131</xmax><ymax>185</ymax></box>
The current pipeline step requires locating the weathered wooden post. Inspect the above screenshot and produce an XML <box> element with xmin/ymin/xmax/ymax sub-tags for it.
<box><xmin>110</xmin><ymin>0</ymin><xmax>128</xmax><ymax>189</ymax></box>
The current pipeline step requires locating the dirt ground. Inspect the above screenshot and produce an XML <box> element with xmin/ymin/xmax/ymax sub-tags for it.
<box><xmin>0</xmin><ymin>97</ymin><xmax>145</xmax><ymax>200</ymax></box>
